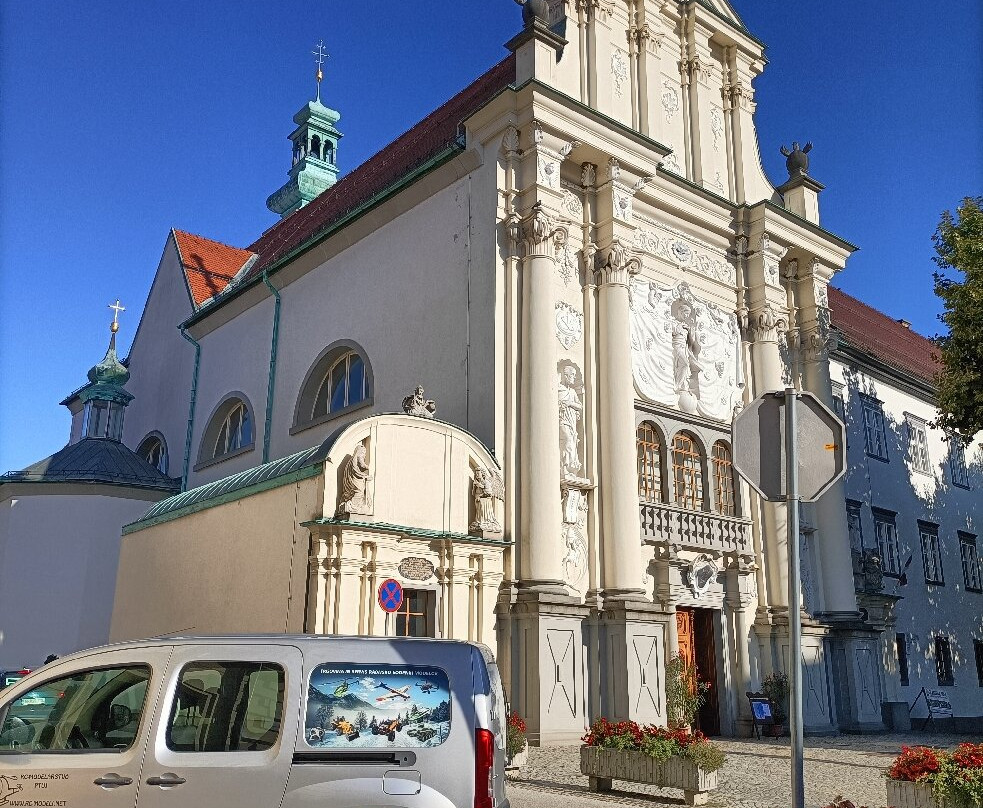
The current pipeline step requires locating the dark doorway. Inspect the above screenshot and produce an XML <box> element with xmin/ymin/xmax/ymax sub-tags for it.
<box><xmin>676</xmin><ymin>607</ymin><xmax>720</xmax><ymax>735</ymax></box>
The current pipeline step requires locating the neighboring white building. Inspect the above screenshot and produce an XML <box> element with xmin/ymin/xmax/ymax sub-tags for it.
<box><xmin>828</xmin><ymin>288</ymin><xmax>983</xmax><ymax>733</ymax></box>
<box><xmin>3</xmin><ymin>0</ymin><xmax>979</xmax><ymax>739</ymax></box>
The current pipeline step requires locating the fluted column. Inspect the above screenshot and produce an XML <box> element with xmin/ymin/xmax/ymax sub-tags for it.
<box><xmin>595</xmin><ymin>240</ymin><xmax>646</xmax><ymax>598</ymax></box>
<box><xmin>515</xmin><ymin>203</ymin><xmax>567</xmax><ymax>591</ymax></box>
<box><xmin>747</xmin><ymin>301</ymin><xmax>790</xmax><ymax>609</ymax></box>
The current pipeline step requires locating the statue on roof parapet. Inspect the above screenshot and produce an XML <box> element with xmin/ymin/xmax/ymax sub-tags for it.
<box><xmin>780</xmin><ymin>141</ymin><xmax>813</xmax><ymax>179</ymax></box>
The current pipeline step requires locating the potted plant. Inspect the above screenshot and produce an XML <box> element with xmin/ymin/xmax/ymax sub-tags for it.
<box><xmin>885</xmin><ymin>742</ymin><xmax>983</xmax><ymax>808</ymax></box>
<box><xmin>505</xmin><ymin>712</ymin><xmax>528</xmax><ymax>769</ymax></box>
<box><xmin>761</xmin><ymin>671</ymin><xmax>789</xmax><ymax>736</ymax></box>
<box><xmin>581</xmin><ymin>719</ymin><xmax>725</xmax><ymax>806</ymax></box>
<box><xmin>665</xmin><ymin>656</ymin><xmax>711</xmax><ymax>730</ymax></box>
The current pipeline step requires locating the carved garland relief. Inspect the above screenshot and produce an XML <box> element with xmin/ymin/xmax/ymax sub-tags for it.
<box><xmin>612</xmin><ymin>49</ymin><xmax>629</xmax><ymax>97</ymax></box>
<box><xmin>555</xmin><ymin>301</ymin><xmax>584</xmax><ymax>349</ymax></box>
<box><xmin>631</xmin><ymin>218</ymin><xmax>736</xmax><ymax>286</ymax></box>
<box><xmin>629</xmin><ymin>280</ymin><xmax>744</xmax><ymax>420</ymax></box>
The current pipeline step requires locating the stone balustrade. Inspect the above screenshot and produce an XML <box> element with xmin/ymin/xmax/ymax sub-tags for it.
<box><xmin>639</xmin><ymin>500</ymin><xmax>752</xmax><ymax>554</ymax></box>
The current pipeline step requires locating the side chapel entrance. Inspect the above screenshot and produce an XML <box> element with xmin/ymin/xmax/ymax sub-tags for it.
<box><xmin>676</xmin><ymin>607</ymin><xmax>720</xmax><ymax>735</ymax></box>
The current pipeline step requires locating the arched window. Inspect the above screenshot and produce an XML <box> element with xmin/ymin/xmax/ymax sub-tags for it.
<box><xmin>712</xmin><ymin>440</ymin><xmax>737</xmax><ymax>516</ymax></box>
<box><xmin>637</xmin><ymin>422</ymin><xmax>664</xmax><ymax>503</ymax></box>
<box><xmin>293</xmin><ymin>342</ymin><xmax>373</xmax><ymax>433</ymax></box>
<box><xmin>137</xmin><ymin>434</ymin><xmax>168</xmax><ymax>475</ymax></box>
<box><xmin>214</xmin><ymin>401</ymin><xmax>252</xmax><ymax>458</ymax></box>
<box><xmin>310</xmin><ymin>135</ymin><xmax>321</xmax><ymax>160</ymax></box>
<box><xmin>324</xmin><ymin>143</ymin><xmax>334</xmax><ymax>164</ymax></box>
<box><xmin>672</xmin><ymin>432</ymin><xmax>705</xmax><ymax>511</ymax></box>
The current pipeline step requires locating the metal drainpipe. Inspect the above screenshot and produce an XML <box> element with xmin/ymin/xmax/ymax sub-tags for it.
<box><xmin>262</xmin><ymin>270</ymin><xmax>282</xmax><ymax>464</ymax></box>
<box><xmin>179</xmin><ymin>327</ymin><xmax>201</xmax><ymax>492</ymax></box>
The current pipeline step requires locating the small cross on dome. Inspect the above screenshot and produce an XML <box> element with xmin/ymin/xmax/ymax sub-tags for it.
<box><xmin>108</xmin><ymin>299</ymin><xmax>125</xmax><ymax>333</ymax></box>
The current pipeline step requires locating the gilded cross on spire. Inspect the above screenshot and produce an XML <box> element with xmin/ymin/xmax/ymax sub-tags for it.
<box><xmin>312</xmin><ymin>40</ymin><xmax>328</xmax><ymax>103</ymax></box>
<box><xmin>109</xmin><ymin>299</ymin><xmax>125</xmax><ymax>334</ymax></box>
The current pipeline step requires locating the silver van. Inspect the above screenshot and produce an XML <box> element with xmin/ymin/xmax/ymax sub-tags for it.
<box><xmin>0</xmin><ymin>635</ymin><xmax>510</xmax><ymax>807</ymax></box>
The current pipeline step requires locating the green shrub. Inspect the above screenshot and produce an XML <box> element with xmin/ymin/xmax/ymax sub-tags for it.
<box><xmin>685</xmin><ymin>740</ymin><xmax>726</xmax><ymax>773</ymax></box>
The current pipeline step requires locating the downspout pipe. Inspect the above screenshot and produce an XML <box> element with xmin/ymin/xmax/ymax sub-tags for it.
<box><xmin>179</xmin><ymin>327</ymin><xmax>201</xmax><ymax>492</ymax></box>
<box><xmin>262</xmin><ymin>269</ymin><xmax>282</xmax><ymax>464</ymax></box>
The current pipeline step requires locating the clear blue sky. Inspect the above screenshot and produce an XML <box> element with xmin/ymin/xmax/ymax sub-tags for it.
<box><xmin>1</xmin><ymin>2</ymin><xmax>980</xmax><ymax>472</ymax></box>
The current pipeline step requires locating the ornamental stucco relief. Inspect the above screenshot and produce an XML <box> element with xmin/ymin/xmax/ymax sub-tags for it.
<box><xmin>469</xmin><ymin>466</ymin><xmax>504</xmax><ymax>534</ymax></box>
<box><xmin>662</xmin><ymin>80</ymin><xmax>679</xmax><ymax>123</ymax></box>
<box><xmin>538</xmin><ymin>153</ymin><xmax>560</xmax><ymax>189</ymax></box>
<box><xmin>631</xmin><ymin>216</ymin><xmax>736</xmax><ymax>285</ymax></box>
<box><xmin>612</xmin><ymin>49</ymin><xmax>629</xmax><ymax>97</ymax></box>
<box><xmin>558</xmin><ymin>360</ymin><xmax>586</xmax><ymax>480</ymax></box>
<box><xmin>630</xmin><ymin>280</ymin><xmax>743</xmax><ymax>420</ymax></box>
<box><xmin>561</xmin><ymin>187</ymin><xmax>583</xmax><ymax>218</ymax></box>
<box><xmin>337</xmin><ymin>438</ymin><xmax>372</xmax><ymax>517</ymax></box>
<box><xmin>561</xmin><ymin>482</ymin><xmax>589</xmax><ymax>592</ymax></box>
<box><xmin>710</xmin><ymin>106</ymin><xmax>723</xmax><ymax>151</ymax></box>
<box><xmin>555</xmin><ymin>301</ymin><xmax>584</xmax><ymax>349</ymax></box>
<box><xmin>662</xmin><ymin>151</ymin><xmax>681</xmax><ymax>175</ymax></box>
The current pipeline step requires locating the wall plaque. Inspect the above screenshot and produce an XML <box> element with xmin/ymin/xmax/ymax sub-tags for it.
<box><xmin>398</xmin><ymin>557</ymin><xmax>435</xmax><ymax>581</ymax></box>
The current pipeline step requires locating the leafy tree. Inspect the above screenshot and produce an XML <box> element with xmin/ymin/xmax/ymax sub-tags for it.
<box><xmin>933</xmin><ymin>196</ymin><xmax>983</xmax><ymax>444</ymax></box>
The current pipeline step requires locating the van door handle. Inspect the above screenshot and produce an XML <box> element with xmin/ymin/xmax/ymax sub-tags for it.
<box><xmin>146</xmin><ymin>774</ymin><xmax>186</xmax><ymax>787</ymax></box>
<box><xmin>94</xmin><ymin>774</ymin><xmax>133</xmax><ymax>788</ymax></box>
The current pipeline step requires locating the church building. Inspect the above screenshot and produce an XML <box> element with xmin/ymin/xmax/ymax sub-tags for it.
<box><xmin>4</xmin><ymin>0</ymin><xmax>980</xmax><ymax>740</ymax></box>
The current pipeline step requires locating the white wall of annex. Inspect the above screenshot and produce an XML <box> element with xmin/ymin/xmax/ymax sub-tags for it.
<box><xmin>0</xmin><ymin>492</ymin><xmax>153</xmax><ymax>670</ymax></box>
<box><xmin>832</xmin><ymin>359</ymin><xmax>983</xmax><ymax>717</ymax></box>
<box><xmin>121</xmin><ymin>233</ymin><xmax>196</xmax><ymax>477</ymax></box>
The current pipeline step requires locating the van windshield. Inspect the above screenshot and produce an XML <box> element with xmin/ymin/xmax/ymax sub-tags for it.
<box><xmin>305</xmin><ymin>663</ymin><xmax>450</xmax><ymax>748</ymax></box>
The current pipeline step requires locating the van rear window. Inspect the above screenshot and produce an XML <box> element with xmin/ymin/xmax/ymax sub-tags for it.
<box><xmin>306</xmin><ymin>663</ymin><xmax>450</xmax><ymax>748</ymax></box>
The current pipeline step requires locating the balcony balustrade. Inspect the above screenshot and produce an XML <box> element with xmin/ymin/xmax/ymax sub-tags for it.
<box><xmin>639</xmin><ymin>499</ymin><xmax>751</xmax><ymax>554</ymax></box>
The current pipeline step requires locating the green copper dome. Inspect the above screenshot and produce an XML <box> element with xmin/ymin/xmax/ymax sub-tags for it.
<box><xmin>79</xmin><ymin>326</ymin><xmax>134</xmax><ymax>407</ymax></box>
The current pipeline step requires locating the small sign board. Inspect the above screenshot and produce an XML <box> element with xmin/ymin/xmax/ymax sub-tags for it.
<box><xmin>925</xmin><ymin>688</ymin><xmax>952</xmax><ymax>718</ymax></box>
<box><xmin>746</xmin><ymin>691</ymin><xmax>775</xmax><ymax>739</ymax></box>
<box><xmin>378</xmin><ymin>578</ymin><xmax>404</xmax><ymax>613</ymax></box>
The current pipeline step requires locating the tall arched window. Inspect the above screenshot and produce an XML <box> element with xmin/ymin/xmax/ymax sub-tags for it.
<box><xmin>213</xmin><ymin>401</ymin><xmax>252</xmax><ymax>459</ymax></box>
<box><xmin>712</xmin><ymin>440</ymin><xmax>737</xmax><ymax>516</ymax></box>
<box><xmin>137</xmin><ymin>434</ymin><xmax>168</xmax><ymax>475</ymax></box>
<box><xmin>637</xmin><ymin>422</ymin><xmax>664</xmax><ymax>503</ymax></box>
<box><xmin>312</xmin><ymin>351</ymin><xmax>366</xmax><ymax>420</ymax></box>
<box><xmin>672</xmin><ymin>432</ymin><xmax>705</xmax><ymax>510</ymax></box>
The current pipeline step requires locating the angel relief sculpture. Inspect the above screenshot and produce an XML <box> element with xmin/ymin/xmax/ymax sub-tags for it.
<box><xmin>470</xmin><ymin>467</ymin><xmax>504</xmax><ymax>534</ymax></box>
<box><xmin>337</xmin><ymin>439</ymin><xmax>372</xmax><ymax>517</ymax></box>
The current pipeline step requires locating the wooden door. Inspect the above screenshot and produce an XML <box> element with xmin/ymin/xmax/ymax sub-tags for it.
<box><xmin>676</xmin><ymin>608</ymin><xmax>696</xmax><ymax>670</ymax></box>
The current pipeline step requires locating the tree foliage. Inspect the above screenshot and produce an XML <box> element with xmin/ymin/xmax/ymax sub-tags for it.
<box><xmin>933</xmin><ymin>196</ymin><xmax>983</xmax><ymax>444</ymax></box>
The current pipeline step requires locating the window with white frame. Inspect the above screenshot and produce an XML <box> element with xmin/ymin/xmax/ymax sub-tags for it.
<box><xmin>873</xmin><ymin>509</ymin><xmax>901</xmax><ymax>576</ymax></box>
<box><xmin>918</xmin><ymin>521</ymin><xmax>944</xmax><ymax>585</ymax></box>
<box><xmin>213</xmin><ymin>401</ymin><xmax>252</xmax><ymax>459</ymax></box>
<box><xmin>907</xmin><ymin>416</ymin><xmax>932</xmax><ymax>474</ymax></box>
<box><xmin>846</xmin><ymin>500</ymin><xmax>865</xmax><ymax>553</ymax></box>
<box><xmin>948</xmin><ymin>439</ymin><xmax>971</xmax><ymax>488</ymax></box>
<box><xmin>831</xmin><ymin>382</ymin><xmax>846</xmax><ymax>420</ymax></box>
<box><xmin>861</xmin><ymin>395</ymin><xmax>889</xmax><ymax>461</ymax></box>
<box><xmin>960</xmin><ymin>531</ymin><xmax>982</xmax><ymax>592</ymax></box>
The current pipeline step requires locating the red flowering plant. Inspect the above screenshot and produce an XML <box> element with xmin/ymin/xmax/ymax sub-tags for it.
<box><xmin>582</xmin><ymin>719</ymin><xmax>725</xmax><ymax>772</ymax></box>
<box><xmin>886</xmin><ymin>743</ymin><xmax>983</xmax><ymax>807</ymax></box>
<box><xmin>505</xmin><ymin>712</ymin><xmax>527</xmax><ymax>761</ymax></box>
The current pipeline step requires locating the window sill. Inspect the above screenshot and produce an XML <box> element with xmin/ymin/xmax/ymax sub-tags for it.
<box><xmin>290</xmin><ymin>398</ymin><xmax>373</xmax><ymax>436</ymax></box>
<box><xmin>865</xmin><ymin>453</ymin><xmax>890</xmax><ymax>464</ymax></box>
<box><xmin>925</xmin><ymin>580</ymin><xmax>945</xmax><ymax>587</ymax></box>
<box><xmin>193</xmin><ymin>442</ymin><xmax>255</xmax><ymax>472</ymax></box>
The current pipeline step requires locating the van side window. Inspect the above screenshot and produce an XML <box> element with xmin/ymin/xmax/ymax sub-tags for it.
<box><xmin>166</xmin><ymin>662</ymin><xmax>284</xmax><ymax>752</ymax></box>
<box><xmin>0</xmin><ymin>666</ymin><xmax>150</xmax><ymax>752</ymax></box>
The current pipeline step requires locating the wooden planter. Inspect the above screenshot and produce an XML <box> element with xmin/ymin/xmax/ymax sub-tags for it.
<box><xmin>887</xmin><ymin>779</ymin><xmax>948</xmax><ymax>808</ymax></box>
<box><xmin>580</xmin><ymin>746</ymin><xmax>718</xmax><ymax>806</ymax></box>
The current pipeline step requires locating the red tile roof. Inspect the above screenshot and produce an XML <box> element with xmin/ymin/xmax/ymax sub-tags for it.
<box><xmin>173</xmin><ymin>229</ymin><xmax>255</xmax><ymax>307</ymax></box>
<box><xmin>243</xmin><ymin>54</ymin><xmax>516</xmax><ymax>278</ymax></box>
<box><xmin>828</xmin><ymin>286</ymin><xmax>939</xmax><ymax>384</ymax></box>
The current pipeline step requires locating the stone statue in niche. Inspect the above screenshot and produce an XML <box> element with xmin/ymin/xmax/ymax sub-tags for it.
<box><xmin>337</xmin><ymin>439</ymin><xmax>372</xmax><ymax>517</ymax></box>
<box><xmin>670</xmin><ymin>297</ymin><xmax>704</xmax><ymax>411</ymax></box>
<box><xmin>469</xmin><ymin>467</ymin><xmax>504</xmax><ymax>534</ymax></box>
<box><xmin>629</xmin><ymin>279</ymin><xmax>743</xmax><ymax>421</ymax></box>
<box><xmin>558</xmin><ymin>360</ymin><xmax>585</xmax><ymax>479</ymax></box>
<box><xmin>402</xmin><ymin>385</ymin><xmax>436</xmax><ymax>419</ymax></box>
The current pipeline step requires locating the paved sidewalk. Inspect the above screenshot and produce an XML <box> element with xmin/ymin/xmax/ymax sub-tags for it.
<box><xmin>506</xmin><ymin>732</ymin><xmax>967</xmax><ymax>808</ymax></box>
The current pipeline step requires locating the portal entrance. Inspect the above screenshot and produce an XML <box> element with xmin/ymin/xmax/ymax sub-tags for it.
<box><xmin>675</xmin><ymin>607</ymin><xmax>720</xmax><ymax>735</ymax></box>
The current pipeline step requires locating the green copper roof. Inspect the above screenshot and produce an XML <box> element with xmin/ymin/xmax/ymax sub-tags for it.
<box><xmin>78</xmin><ymin>328</ymin><xmax>134</xmax><ymax>406</ymax></box>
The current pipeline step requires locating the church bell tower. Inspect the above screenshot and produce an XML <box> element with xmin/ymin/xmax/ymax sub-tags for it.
<box><xmin>266</xmin><ymin>41</ymin><xmax>342</xmax><ymax>218</ymax></box>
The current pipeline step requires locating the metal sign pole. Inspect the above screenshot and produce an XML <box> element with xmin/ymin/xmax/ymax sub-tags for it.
<box><xmin>785</xmin><ymin>387</ymin><xmax>804</xmax><ymax>808</ymax></box>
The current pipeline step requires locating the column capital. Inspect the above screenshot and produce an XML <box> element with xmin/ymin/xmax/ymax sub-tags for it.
<box><xmin>510</xmin><ymin>202</ymin><xmax>567</xmax><ymax>257</ymax></box>
<box><xmin>596</xmin><ymin>240</ymin><xmax>641</xmax><ymax>286</ymax></box>
<box><xmin>747</xmin><ymin>301</ymin><xmax>788</xmax><ymax>343</ymax></box>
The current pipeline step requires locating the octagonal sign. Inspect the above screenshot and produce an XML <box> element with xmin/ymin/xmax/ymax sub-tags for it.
<box><xmin>732</xmin><ymin>390</ymin><xmax>846</xmax><ymax>502</ymax></box>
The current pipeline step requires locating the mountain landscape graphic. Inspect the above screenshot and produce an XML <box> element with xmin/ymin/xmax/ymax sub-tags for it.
<box><xmin>308</xmin><ymin>684</ymin><xmax>375</xmax><ymax>712</ymax></box>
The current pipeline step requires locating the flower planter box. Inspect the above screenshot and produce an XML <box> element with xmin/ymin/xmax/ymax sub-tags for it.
<box><xmin>580</xmin><ymin>746</ymin><xmax>718</xmax><ymax>806</ymax></box>
<box><xmin>506</xmin><ymin>741</ymin><xmax>528</xmax><ymax>770</ymax></box>
<box><xmin>887</xmin><ymin>779</ymin><xmax>949</xmax><ymax>808</ymax></box>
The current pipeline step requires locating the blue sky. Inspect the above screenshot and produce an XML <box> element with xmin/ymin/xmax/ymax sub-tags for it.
<box><xmin>1</xmin><ymin>1</ymin><xmax>980</xmax><ymax>472</ymax></box>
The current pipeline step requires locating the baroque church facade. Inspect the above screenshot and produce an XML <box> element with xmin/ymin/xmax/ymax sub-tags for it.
<box><xmin>5</xmin><ymin>0</ymin><xmax>980</xmax><ymax>740</ymax></box>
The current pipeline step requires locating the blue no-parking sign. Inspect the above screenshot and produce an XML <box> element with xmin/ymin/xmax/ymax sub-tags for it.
<box><xmin>378</xmin><ymin>578</ymin><xmax>404</xmax><ymax>613</ymax></box>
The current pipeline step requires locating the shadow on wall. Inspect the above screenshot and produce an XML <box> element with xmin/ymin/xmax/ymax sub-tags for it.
<box><xmin>839</xmin><ymin>367</ymin><xmax>983</xmax><ymax>706</ymax></box>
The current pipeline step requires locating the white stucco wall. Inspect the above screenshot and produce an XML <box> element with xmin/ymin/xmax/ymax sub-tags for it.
<box><xmin>0</xmin><ymin>490</ymin><xmax>156</xmax><ymax>669</ymax></box>
<box><xmin>832</xmin><ymin>358</ymin><xmax>983</xmax><ymax>717</ymax></box>
<box><xmin>121</xmin><ymin>231</ymin><xmax>197</xmax><ymax>477</ymax></box>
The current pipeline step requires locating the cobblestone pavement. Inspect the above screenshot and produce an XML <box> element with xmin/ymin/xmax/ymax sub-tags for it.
<box><xmin>507</xmin><ymin>733</ymin><xmax>968</xmax><ymax>808</ymax></box>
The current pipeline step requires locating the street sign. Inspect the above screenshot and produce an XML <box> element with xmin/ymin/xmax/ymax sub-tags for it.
<box><xmin>378</xmin><ymin>578</ymin><xmax>404</xmax><ymax>613</ymax></box>
<box><xmin>732</xmin><ymin>390</ymin><xmax>846</xmax><ymax>502</ymax></box>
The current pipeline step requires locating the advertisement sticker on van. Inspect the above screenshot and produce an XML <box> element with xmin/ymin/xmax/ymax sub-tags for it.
<box><xmin>306</xmin><ymin>663</ymin><xmax>450</xmax><ymax>748</ymax></box>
